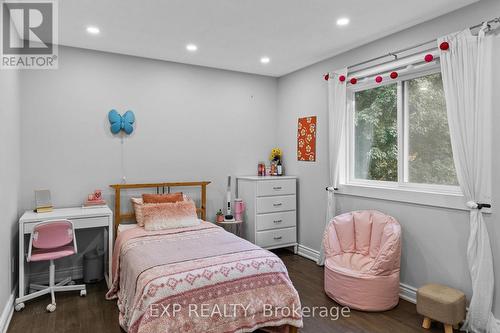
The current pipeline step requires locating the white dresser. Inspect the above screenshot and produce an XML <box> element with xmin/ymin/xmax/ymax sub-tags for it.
<box><xmin>236</xmin><ymin>176</ymin><xmax>297</xmax><ymax>253</ymax></box>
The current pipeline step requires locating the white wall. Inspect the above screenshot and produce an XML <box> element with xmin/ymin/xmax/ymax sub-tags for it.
<box><xmin>277</xmin><ymin>0</ymin><xmax>500</xmax><ymax>316</ymax></box>
<box><xmin>0</xmin><ymin>69</ymin><xmax>20</xmax><ymax>322</ymax></box>
<box><xmin>20</xmin><ymin>46</ymin><xmax>278</xmax><ymax>215</ymax></box>
<box><xmin>10</xmin><ymin>0</ymin><xmax>500</xmax><ymax>318</ymax></box>
<box><xmin>19</xmin><ymin>46</ymin><xmax>278</xmax><ymax>273</ymax></box>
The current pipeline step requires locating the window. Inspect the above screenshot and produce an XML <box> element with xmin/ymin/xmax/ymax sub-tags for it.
<box><xmin>405</xmin><ymin>73</ymin><xmax>458</xmax><ymax>186</ymax></box>
<box><xmin>354</xmin><ymin>84</ymin><xmax>397</xmax><ymax>182</ymax></box>
<box><xmin>347</xmin><ymin>70</ymin><xmax>458</xmax><ymax>191</ymax></box>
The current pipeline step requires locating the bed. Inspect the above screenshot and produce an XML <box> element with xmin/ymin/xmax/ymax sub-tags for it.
<box><xmin>106</xmin><ymin>181</ymin><xmax>302</xmax><ymax>333</ymax></box>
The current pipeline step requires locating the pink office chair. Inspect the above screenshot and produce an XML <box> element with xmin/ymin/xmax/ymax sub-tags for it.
<box><xmin>14</xmin><ymin>219</ymin><xmax>86</xmax><ymax>312</ymax></box>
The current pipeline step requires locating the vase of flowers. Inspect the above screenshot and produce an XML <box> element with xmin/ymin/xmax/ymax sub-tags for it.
<box><xmin>269</xmin><ymin>148</ymin><xmax>283</xmax><ymax>176</ymax></box>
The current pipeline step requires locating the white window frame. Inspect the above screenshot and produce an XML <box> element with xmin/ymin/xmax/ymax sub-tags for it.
<box><xmin>338</xmin><ymin>65</ymin><xmax>467</xmax><ymax>210</ymax></box>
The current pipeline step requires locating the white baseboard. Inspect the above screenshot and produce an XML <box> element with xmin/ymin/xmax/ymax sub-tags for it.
<box><xmin>399</xmin><ymin>283</ymin><xmax>417</xmax><ymax>304</ymax></box>
<box><xmin>0</xmin><ymin>286</ymin><xmax>17</xmax><ymax>333</ymax></box>
<box><xmin>29</xmin><ymin>266</ymin><xmax>83</xmax><ymax>285</ymax></box>
<box><xmin>296</xmin><ymin>244</ymin><xmax>320</xmax><ymax>262</ymax></box>
<box><xmin>295</xmin><ymin>244</ymin><xmax>418</xmax><ymax>304</ymax></box>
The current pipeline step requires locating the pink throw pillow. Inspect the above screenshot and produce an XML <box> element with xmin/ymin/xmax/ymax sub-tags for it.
<box><xmin>131</xmin><ymin>197</ymin><xmax>145</xmax><ymax>226</ymax></box>
<box><xmin>142</xmin><ymin>200</ymin><xmax>200</xmax><ymax>231</ymax></box>
<box><xmin>142</xmin><ymin>192</ymin><xmax>184</xmax><ymax>204</ymax></box>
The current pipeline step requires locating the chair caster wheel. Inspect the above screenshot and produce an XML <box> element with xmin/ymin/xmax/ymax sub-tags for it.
<box><xmin>15</xmin><ymin>303</ymin><xmax>25</xmax><ymax>312</ymax></box>
<box><xmin>46</xmin><ymin>303</ymin><xmax>56</xmax><ymax>312</ymax></box>
<box><xmin>80</xmin><ymin>290</ymin><xmax>87</xmax><ymax>297</ymax></box>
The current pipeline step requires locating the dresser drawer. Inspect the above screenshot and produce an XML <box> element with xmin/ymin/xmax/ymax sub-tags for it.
<box><xmin>24</xmin><ymin>216</ymin><xmax>109</xmax><ymax>234</ymax></box>
<box><xmin>256</xmin><ymin>227</ymin><xmax>296</xmax><ymax>248</ymax></box>
<box><xmin>256</xmin><ymin>211</ymin><xmax>296</xmax><ymax>231</ymax></box>
<box><xmin>256</xmin><ymin>179</ymin><xmax>296</xmax><ymax>197</ymax></box>
<box><xmin>256</xmin><ymin>195</ymin><xmax>296</xmax><ymax>214</ymax></box>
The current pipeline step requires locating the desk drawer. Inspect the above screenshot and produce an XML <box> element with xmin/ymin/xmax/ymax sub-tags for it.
<box><xmin>256</xmin><ymin>195</ymin><xmax>296</xmax><ymax>214</ymax></box>
<box><xmin>256</xmin><ymin>211</ymin><xmax>296</xmax><ymax>231</ymax></box>
<box><xmin>256</xmin><ymin>227</ymin><xmax>296</xmax><ymax>248</ymax></box>
<box><xmin>257</xmin><ymin>179</ymin><xmax>296</xmax><ymax>197</ymax></box>
<box><xmin>24</xmin><ymin>216</ymin><xmax>109</xmax><ymax>234</ymax></box>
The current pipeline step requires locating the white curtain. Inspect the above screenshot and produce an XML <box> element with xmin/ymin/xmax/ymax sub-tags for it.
<box><xmin>439</xmin><ymin>25</ymin><xmax>499</xmax><ymax>333</ymax></box>
<box><xmin>318</xmin><ymin>68</ymin><xmax>348</xmax><ymax>266</ymax></box>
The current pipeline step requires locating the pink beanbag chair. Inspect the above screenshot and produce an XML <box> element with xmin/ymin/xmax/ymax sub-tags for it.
<box><xmin>322</xmin><ymin>210</ymin><xmax>401</xmax><ymax>311</ymax></box>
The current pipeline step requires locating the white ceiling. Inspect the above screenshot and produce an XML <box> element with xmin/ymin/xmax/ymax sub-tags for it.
<box><xmin>57</xmin><ymin>0</ymin><xmax>478</xmax><ymax>77</ymax></box>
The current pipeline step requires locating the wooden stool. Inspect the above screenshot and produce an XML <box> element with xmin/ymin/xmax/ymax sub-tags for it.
<box><xmin>417</xmin><ymin>284</ymin><xmax>466</xmax><ymax>333</ymax></box>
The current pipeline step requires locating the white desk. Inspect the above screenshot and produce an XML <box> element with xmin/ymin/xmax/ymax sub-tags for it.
<box><xmin>18</xmin><ymin>207</ymin><xmax>113</xmax><ymax>299</ymax></box>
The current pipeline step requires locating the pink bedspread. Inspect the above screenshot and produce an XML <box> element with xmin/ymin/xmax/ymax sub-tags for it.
<box><xmin>106</xmin><ymin>222</ymin><xmax>302</xmax><ymax>333</ymax></box>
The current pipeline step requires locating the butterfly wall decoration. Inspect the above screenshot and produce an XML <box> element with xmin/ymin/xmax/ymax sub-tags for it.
<box><xmin>108</xmin><ymin>109</ymin><xmax>135</xmax><ymax>135</ymax></box>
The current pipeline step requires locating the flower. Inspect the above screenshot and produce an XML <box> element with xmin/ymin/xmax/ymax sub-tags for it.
<box><xmin>269</xmin><ymin>147</ymin><xmax>282</xmax><ymax>162</ymax></box>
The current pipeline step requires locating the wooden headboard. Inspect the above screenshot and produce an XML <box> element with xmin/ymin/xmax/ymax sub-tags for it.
<box><xmin>109</xmin><ymin>181</ymin><xmax>211</xmax><ymax>234</ymax></box>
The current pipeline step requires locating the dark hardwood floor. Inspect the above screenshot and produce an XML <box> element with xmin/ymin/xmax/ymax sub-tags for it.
<box><xmin>8</xmin><ymin>250</ymin><xmax>444</xmax><ymax>333</ymax></box>
<box><xmin>276</xmin><ymin>250</ymin><xmax>443</xmax><ymax>333</ymax></box>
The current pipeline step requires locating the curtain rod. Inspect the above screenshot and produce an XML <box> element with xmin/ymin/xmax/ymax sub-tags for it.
<box><xmin>323</xmin><ymin>16</ymin><xmax>500</xmax><ymax>77</ymax></box>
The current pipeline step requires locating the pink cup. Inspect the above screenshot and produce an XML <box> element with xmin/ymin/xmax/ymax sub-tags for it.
<box><xmin>234</xmin><ymin>199</ymin><xmax>245</xmax><ymax>221</ymax></box>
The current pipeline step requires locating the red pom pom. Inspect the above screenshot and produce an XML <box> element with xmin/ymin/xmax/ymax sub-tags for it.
<box><xmin>440</xmin><ymin>42</ymin><xmax>449</xmax><ymax>51</ymax></box>
<box><xmin>424</xmin><ymin>54</ymin><xmax>434</xmax><ymax>62</ymax></box>
<box><xmin>339</xmin><ymin>75</ymin><xmax>346</xmax><ymax>82</ymax></box>
<box><xmin>375</xmin><ymin>76</ymin><xmax>383</xmax><ymax>83</ymax></box>
<box><xmin>350</xmin><ymin>77</ymin><xmax>358</xmax><ymax>85</ymax></box>
<box><xmin>390</xmin><ymin>71</ymin><xmax>398</xmax><ymax>79</ymax></box>
<box><xmin>324</xmin><ymin>73</ymin><xmax>329</xmax><ymax>81</ymax></box>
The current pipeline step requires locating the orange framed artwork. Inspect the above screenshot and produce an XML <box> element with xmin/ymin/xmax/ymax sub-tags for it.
<box><xmin>297</xmin><ymin>116</ymin><xmax>316</xmax><ymax>161</ymax></box>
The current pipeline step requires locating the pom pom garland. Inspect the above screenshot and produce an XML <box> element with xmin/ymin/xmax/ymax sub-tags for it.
<box><xmin>322</xmin><ymin>42</ymin><xmax>451</xmax><ymax>83</ymax></box>
<box><xmin>440</xmin><ymin>42</ymin><xmax>449</xmax><ymax>51</ymax></box>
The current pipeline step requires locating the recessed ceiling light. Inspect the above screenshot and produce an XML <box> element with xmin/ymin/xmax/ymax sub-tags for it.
<box><xmin>186</xmin><ymin>44</ymin><xmax>198</xmax><ymax>52</ymax></box>
<box><xmin>336</xmin><ymin>17</ymin><xmax>350</xmax><ymax>26</ymax></box>
<box><xmin>86</xmin><ymin>26</ymin><xmax>100</xmax><ymax>35</ymax></box>
<box><xmin>260</xmin><ymin>56</ymin><xmax>270</xmax><ymax>64</ymax></box>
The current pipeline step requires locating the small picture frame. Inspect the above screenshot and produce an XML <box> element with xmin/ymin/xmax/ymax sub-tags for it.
<box><xmin>35</xmin><ymin>189</ymin><xmax>53</xmax><ymax>212</ymax></box>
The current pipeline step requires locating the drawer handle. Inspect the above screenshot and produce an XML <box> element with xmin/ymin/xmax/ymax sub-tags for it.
<box><xmin>273</xmin><ymin>203</ymin><xmax>282</xmax><ymax>207</ymax></box>
<box><xmin>273</xmin><ymin>219</ymin><xmax>283</xmax><ymax>223</ymax></box>
<box><xmin>273</xmin><ymin>186</ymin><xmax>282</xmax><ymax>190</ymax></box>
<box><xmin>273</xmin><ymin>236</ymin><xmax>282</xmax><ymax>240</ymax></box>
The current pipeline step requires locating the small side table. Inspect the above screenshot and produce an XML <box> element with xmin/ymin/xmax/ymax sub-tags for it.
<box><xmin>216</xmin><ymin>220</ymin><xmax>243</xmax><ymax>237</ymax></box>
